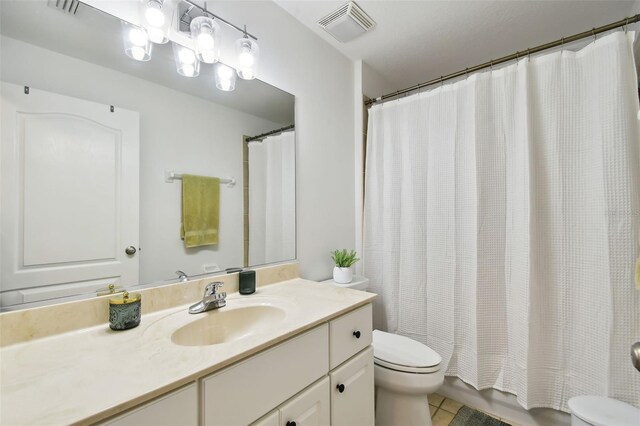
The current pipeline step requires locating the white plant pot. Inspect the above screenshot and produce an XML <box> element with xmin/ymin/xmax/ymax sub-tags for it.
<box><xmin>333</xmin><ymin>267</ymin><xmax>353</xmax><ymax>284</ymax></box>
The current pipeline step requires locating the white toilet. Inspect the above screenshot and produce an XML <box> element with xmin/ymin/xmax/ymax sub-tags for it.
<box><xmin>568</xmin><ymin>395</ymin><xmax>640</xmax><ymax>426</ymax></box>
<box><xmin>372</xmin><ymin>330</ymin><xmax>444</xmax><ymax>426</ymax></box>
<box><xmin>322</xmin><ymin>276</ymin><xmax>445</xmax><ymax>426</ymax></box>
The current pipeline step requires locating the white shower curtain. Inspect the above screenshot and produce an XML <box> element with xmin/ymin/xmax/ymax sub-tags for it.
<box><xmin>248</xmin><ymin>131</ymin><xmax>296</xmax><ymax>265</ymax></box>
<box><xmin>363</xmin><ymin>32</ymin><xmax>640</xmax><ymax>411</ymax></box>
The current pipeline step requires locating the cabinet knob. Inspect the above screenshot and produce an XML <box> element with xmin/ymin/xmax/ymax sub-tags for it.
<box><xmin>286</xmin><ymin>421</ymin><xmax>296</xmax><ymax>426</ymax></box>
<box><xmin>353</xmin><ymin>330</ymin><xmax>361</xmax><ymax>339</ymax></box>
<box><xmin>336</xmin><ymin>383</ymin><xmax>345</xmax><ymax>393</ymax></box>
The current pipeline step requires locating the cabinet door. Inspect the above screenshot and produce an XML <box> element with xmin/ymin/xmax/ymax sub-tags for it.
<box><xmin>101</xmin><ymin>383</ymin><xmax>197</xmax><ymax>426</ymax></box>
<box><xmin>330</xmin><ymin>347</ymin><xmax>374</xmax><ymax>426</ymax></box>
<box><xmin>252</xmin><ymin>410</ymin><xmax>279</xmax><ymax>426</ymax></box>
<box><xmin>280</xmin><ymin>377</ymin><xmax>330</xmax><ymax>426</ymax></box>
<box><xmin>202</xmin><ymin>325</ymin><xmax>329</xmax><ymax>425</ymax></box>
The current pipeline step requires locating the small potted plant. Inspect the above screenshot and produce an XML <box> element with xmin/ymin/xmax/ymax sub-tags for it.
<box><xmin>331</xmin><ymin>249</ymin><xmax>359</xmax><ymax>284</ymax></box>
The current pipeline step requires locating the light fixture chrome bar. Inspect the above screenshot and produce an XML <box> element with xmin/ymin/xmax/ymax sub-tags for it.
<box><xmin>246</xmin><ymin>124</ymin><xmax>295</xmax><ymax>142</ymax></box>
<box><xmin>180</xmin><ymin>0</ymin><xmax>258</xmax><ymax>40</ymax></box>
<box><xmin>164</xmin><ymin>170</ymin><xmax>236</xmax><ymax>187</ymax></box>
<box><xmin>366</xmin><ymin>14</ymin><xmax>640</xmax><ymax>107</ymax></box>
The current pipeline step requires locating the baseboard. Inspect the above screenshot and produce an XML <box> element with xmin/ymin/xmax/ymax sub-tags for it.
<box><xmin>438</xmin><ymin>377</ymin><xmax>571</xmax><ymax>426</ymax></box>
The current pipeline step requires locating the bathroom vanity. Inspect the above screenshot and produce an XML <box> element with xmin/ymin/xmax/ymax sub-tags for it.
<box><xmin>0</xmin><ymin>277</ymin><xmax>376</xmax><ymax>425</ymax></box>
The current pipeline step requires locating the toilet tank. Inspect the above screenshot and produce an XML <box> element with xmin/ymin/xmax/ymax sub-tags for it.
<box><xmin>321</xmin><ymin>276</ymin><xmax>369</xmax><ymax>291</ymax></box>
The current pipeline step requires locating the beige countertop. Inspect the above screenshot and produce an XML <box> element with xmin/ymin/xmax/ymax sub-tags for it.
<box><xmin>0</xmin><ymin>279</ymin><xmax>376</xmax><ymax>425</ymax></box>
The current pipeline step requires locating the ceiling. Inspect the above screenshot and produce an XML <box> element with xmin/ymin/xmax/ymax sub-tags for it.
<box><xmin>0</xmin><ymin>0</ymin><xmax>294</xmax><ymax>125</ymax></box>
<box><xmin>276</xmin><ymin>0</ymin><xmax>637</xmax><ymax>95</ymax></box>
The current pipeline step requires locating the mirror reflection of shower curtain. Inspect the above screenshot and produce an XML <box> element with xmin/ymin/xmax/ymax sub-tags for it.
<box><xmin>248</xmin><ymin>131</ymin><xmax>295</xmax><ymax>265</ymax></box>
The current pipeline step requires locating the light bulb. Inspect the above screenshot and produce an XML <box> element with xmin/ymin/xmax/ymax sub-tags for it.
<box><xmin>178</xmin><ymin>48</ymin><xmax>196</xmax><ymax>65</ymax></box>
<box><xmin>182</xmin><ymin>64</ymin><xmax>195</xmax><ymax>77</ymax></box>
<box><xmin>144</xmin><ymin>0</ymin><xmax>165</xmax><ymax>27</ymax></box>
<box><xmin>147</xmin><ymin>27</ymin><xmax>165</xmax><ymax>44</ymax></box>
<box><xmin>218</xmin><ymin>64</ymin><xmax>233</xmax><ymax>79</ymax></box>
<box><xmin>235</xmin><ymin>37</ymin><xmax>258</xmax><ymax>80</ymax></box>
<box><xmin>239</xmin><ymin>50</ymin><xmax>254</xmax><ymax>67</ymax></box>
<box><xmin>215</xmin><ymin>63</ymin><xmax>236</xmax><ymax>91</ymax></box>
<box><xmin>129</xmin><ymin>27</ymin><xmax>148</xmax><ymax>46</ymax></box>
<box><xmin>197</xmin><ymin>31</ymin><xmax>215</xmax><ymax>50</ymax></box>
<box><xmin>200</xmin><ymin>50</ymin><xmax>216</xmax><ymax>63</ymax></box>
<box><xmin>131</xmin><ymin>46</ymin><xmax>146</xmax><ymax>61</ymax></box>
<box><xmin>238</xmin><ymin>68</ymin><xmax>255</xmax><ymax>80</ymax></box>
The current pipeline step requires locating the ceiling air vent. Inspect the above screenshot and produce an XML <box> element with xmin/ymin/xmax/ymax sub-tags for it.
<box><xmin>47</xmin><ymin>0</ymin><xmax>81</xmax><ymax>15</ymax></box>
<box><xmin>317</xmin><ymin>2</ymin><xmax>375</xmax><ymax>43</ymax></box>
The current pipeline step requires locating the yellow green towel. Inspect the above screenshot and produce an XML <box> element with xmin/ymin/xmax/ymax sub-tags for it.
<box><xmin>180</xmin><ymin>174</ymin><xmax>220</xmax><ymax>248</ymax></box>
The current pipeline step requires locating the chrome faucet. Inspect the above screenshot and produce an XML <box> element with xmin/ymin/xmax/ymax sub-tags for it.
<box><xmin>176</xmin><ymin>270</ymin><xmax>188</xmax><ymax>282</ymax></box>
<box><xmin>189</xmin><ymin>282</ymin><xmax>226</xmax><ymax>314</ymax></box>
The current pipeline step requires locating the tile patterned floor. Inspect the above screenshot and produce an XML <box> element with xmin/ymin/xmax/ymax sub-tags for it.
<box><xmin>428</xmin><ymin>394</ymin><xmax>519</xmax><ymax>426</ymax></box>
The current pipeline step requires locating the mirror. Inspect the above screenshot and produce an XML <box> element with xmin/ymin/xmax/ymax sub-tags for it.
<box><xmin>0</xmin><ymin>0</ymin><xmax>296</xmax><ymax>310</ymax></box>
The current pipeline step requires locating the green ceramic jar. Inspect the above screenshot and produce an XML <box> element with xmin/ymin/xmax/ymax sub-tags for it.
<box><xmin>109</xmin><ymin>291</ymin><xmax>141</xmax><ymax>330</ymax></box>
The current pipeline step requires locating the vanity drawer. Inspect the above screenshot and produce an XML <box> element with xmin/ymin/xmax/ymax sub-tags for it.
<box><xmin>202</xmin><ymin>324</ymin><xmax>329</xmax><ymax>425</ymax></box>
<box><xmin>329</xmin><ymin>304</ymin><xmax>372</xmax><ymax>369</ymax></box>
<box><xmin>100</xmin><ymin>383</ymin><xmax>197</xmax><ymax>426</ymax></box>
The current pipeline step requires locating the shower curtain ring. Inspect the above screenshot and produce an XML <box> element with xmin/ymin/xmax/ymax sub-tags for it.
<box><xmin>440</xmin><ymin>76</ymin><xmax>444</xmax><ymax>88</ymax></box>
<box><xmin>625</xmin><ymin>18</ymin><xmax>630</xmax><ymax>33</ymax></box>
<box><xmin>490</xmin><ymin>60</ymin><xmax>493</xmax><ymax>71</ymax></box>
<box><xmin>561</xmin><ymin>37</ymin><xmax>565</xmax><ymax>53</ymax></box>
<box><xmin>465</xmin><ymin>68</ymin><xmax>469</xmax><ymax>79</ymax></box>
<box><xmin>592</xmin><ymin>28</ymin><xmax>597</xmax><ymax>43</ymax></box>
<box><xmin>527</xmin><ymin>48</ymin><xmax>531</xmax><ymax>61</ymax></box>
<box><xmin>516</xmin><ymin>51</ymin><xmax>519</xmax><ymax>61</ymax></box>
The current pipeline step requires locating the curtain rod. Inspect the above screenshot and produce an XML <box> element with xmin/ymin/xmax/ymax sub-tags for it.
<box><xmin>366</xmin><ymin>14</ymin><xmax>640</xmax><ymax>107</ymax></box>
<box><xmin>246</xmin><ymin>124</ymin><xmax>295</xmax><ymax>142</ymax></box>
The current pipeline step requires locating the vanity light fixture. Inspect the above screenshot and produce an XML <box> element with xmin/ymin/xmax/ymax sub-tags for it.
<box><xmin>235</xmin><ymin>27</ymin><xmax>259</xmax><ymax>80</ymax></box>
<box><xmin>172</xmin><ymin>43</ymin><xmax>200</xmax><ymax>77</ymax></box>
<box><xmin>190</xmin><ymin>16</ymin><xmax>220</xmax><ymax>64</ymax></box>
<box><xmin>120</xmin><ymin>0</ymin><xmax>260</xmax><ymax>88</ymax></box>
<box><xmin>140</xmin><ymin>0</ymin><xmax>170</xmax><ymax>44</ymax></box>
<box><xmin>122</xmin><ymin>21</ymin><xmax>152</xmax><ymax>61</ymax></box>
<box><xmin>215</xmin><ymin>63</ymin><xmax>237</xmax><ymax>91</ymax></box>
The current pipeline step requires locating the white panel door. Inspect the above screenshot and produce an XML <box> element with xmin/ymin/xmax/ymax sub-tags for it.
<box><xmin>330</xmin><ymin>347</ymin><xmax>375</xmax><ymax>426</ymax></box>
<box><xmin>1</xmin><ymin>83</ymin><xmax>139</xmax><ymax>298</ymax></box>
<box><xmin>279</xmin><ymin>377</ymin><xmax>330</xmax><ymax>426</ymax></box>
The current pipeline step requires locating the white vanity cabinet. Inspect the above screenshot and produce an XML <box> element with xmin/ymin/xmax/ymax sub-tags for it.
<box><xmin>204</xmin><ymin>303</ymin><xmax>374</xmax><ymax>426</ymax></box>
<box><xmin>98</xmin><ymin>302</ymin><xmax>374</xmax><ymax>426</ymax></box>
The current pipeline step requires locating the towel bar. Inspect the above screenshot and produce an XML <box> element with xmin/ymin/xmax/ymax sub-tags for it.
<box><xmin>164</xmin><ymin>170</ymin><xmax>236</xmax><ymax>188</ymax></box>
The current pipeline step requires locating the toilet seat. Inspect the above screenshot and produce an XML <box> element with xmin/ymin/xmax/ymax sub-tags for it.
<box><xmin>372</xmin><ymin>330</ymin><xmax>441</xmax><ymax>374</ymax></box>
<box><xmin>568</xmin><ymin>395</ymin><xmax>640</xmax><ymax>426</ymax></box>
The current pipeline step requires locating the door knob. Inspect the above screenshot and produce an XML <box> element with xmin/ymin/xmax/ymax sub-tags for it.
<box><xmin>125</xmin><ymin>246</ymin><xmax>137</xmax><ymax>255</ymax></box>
<box><xmin>632</xmin><ymin>342</ymin><xmax>640</xmax><ymax>372</ymax></box>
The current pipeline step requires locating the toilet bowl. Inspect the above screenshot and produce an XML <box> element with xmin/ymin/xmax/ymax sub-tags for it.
<box><xmin>568</xmin><ymin>395</ymin><xmax>640</xmax><ymax>426</ymax></box>
<box><xmin>372</xmin><ymin>330</ymin><xmax>444</xmax><ymax>426</ymax></box>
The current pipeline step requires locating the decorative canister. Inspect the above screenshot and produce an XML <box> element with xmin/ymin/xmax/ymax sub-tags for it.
<box><xmin>109</xmin><ymin>291</ymin><xmax>141</xmax><ymax>331</ymax></box>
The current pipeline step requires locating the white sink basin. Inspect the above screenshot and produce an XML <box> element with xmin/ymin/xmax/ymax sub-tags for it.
<box><xmin>171</xmin><ymin>304</ymin><xmax>287</xmax><ymax>347</ymax></box>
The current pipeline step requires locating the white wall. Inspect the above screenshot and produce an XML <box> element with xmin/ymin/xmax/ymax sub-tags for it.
<box><xmin>1</xmin><ymin>36</ymin><xmax>282</xmax><ymax>285</ymax></box>
<box><xmin>202</xmin><ymin>1</ymin><xmax>356</xmax><ymax>280</ymax></box>
<box><xmin>362</xmin><ymin>61</ymin><xmax>397</xmax><ymax>100</ymax></box>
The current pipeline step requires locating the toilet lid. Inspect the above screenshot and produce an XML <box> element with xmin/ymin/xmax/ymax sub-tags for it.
<box><xmin>568</xmin><ymin>396</ymin><xmax>640</xmax><ymax>426</ymax></box>
<box><xmin>372</xmin><ymin>330</ymin><xmax>441</xmax><ymax>373</ymax></box>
